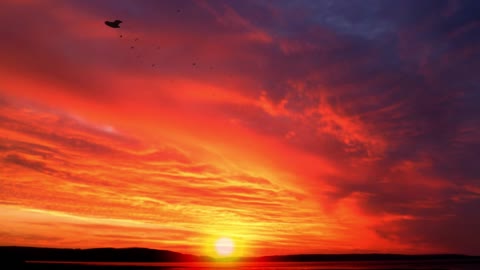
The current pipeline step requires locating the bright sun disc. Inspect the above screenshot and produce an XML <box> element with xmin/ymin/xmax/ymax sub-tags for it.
<box><xmin>215</xmin><ymin>237</ymin><xmax>234</xmax><ymax>256</ymax></box>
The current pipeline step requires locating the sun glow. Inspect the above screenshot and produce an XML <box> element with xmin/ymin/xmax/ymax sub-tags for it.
<box><xmin>215</xmin><ymin>237</ymin><xmax>235</xmax><ymax>256</ymax></box>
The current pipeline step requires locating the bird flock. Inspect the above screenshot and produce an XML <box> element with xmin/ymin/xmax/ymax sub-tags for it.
<box><xmin>104</xmin><ymin>17</ymin><xmax>212</xmax><ymax>70</ymax></box>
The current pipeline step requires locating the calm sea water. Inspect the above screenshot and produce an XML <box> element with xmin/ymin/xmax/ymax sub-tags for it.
<box><xmin>25</xmin><ymin>260</ymin><xmax>480</xmax><ymax>270</ymax></box>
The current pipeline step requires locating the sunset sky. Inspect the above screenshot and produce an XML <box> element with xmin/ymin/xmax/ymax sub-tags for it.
<box><xmin>1</xmin><ymin>0</ymin><xmax>480</xmax><ymax>257</ymax></box>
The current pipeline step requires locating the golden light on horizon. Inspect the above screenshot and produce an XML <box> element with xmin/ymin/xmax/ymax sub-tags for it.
<box><xmin>1</xmin><ymin>0</ymin><xmax>479</xmax><ymax>258</ymax></box>
<box><xmin>215</xmin><ymin>237</ymin><xmax>235</xmax><ymax>256</ymax></box>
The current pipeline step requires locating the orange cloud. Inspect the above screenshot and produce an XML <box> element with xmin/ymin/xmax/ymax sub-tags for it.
<box><xmin>1</xmin><ymin>0</ymin><xmax>480</xmax><ymax>256</ymax></box>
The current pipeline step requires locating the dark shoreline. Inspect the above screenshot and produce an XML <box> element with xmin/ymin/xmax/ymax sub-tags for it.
<box><xmin>13</xmin><ymin>260</ymin><xmax>480</xmax><ymax>270</ymax></box>
<box><xmin>3</xmin><ymin>246</ymin><xmax>480</xmax><ymax>262</ymax></box>
<box><xmin>2</xmin><ymin>246</ymin><xmax>480</xmax><ymax>270</ymax></box>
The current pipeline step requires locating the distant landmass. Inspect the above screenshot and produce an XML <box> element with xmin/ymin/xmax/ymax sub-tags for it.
<box><xmin>2</xmin><ymin>246</ymin><xmax>479</xmax><ymax>264</ymax></box>
<box><xmin>0</xmin><ymin>246</ymin><xmax>208</xmax><ymax>264</ymax></box>
<box><xmin>253</xmin><ymin>253</ymin><xmax>477</xmax><ymax>262</ymax></box>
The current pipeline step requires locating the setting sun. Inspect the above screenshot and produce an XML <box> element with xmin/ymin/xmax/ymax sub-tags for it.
<box><xmin>1</xmin><ymin>0</ymin><xmax>480</xmax><ymax>264</ymax></box>
<box><xmin>215</xmin><ymin>237</ymin><xmax>235</xmax><ymax>256</ymax></box>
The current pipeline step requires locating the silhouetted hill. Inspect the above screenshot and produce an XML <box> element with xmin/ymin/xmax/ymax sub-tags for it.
<box><xmin>252</xmin><ymin>253</ymin><xmax>478</xmax><ymax>262</ymax></box>
<box><xmin>0</xmin><ymin>246</ymin><xmax>209</xmax><ymax>263</ymax></box>
<box><xmin>2</xmin><ymin>246</ymin><xmax>479</xmax><ymax>264</ymax></box>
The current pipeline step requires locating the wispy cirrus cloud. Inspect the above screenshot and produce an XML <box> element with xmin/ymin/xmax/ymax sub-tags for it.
<box><xmin>1</xmin><ymin>0</ymin><xmax>480</xmax><ymax>255</ymax></box>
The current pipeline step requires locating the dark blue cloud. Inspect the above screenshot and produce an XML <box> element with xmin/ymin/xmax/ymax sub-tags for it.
<box><xmin>1</xmin><ymin>0</ymin><xmax>480</xmax><ymax>253</ymax></box>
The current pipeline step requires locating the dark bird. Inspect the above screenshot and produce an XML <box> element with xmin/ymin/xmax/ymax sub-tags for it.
<box><xmin>105</xmin><ymin>20</ymin><xmax>122</xmax><ymax>28</ymax></box>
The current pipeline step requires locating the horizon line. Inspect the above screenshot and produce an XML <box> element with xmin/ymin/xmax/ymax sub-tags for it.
<box><xmin>2</xmin><ymin>245</ymin><xmax>477</xmax><ymax>258</ymax></box>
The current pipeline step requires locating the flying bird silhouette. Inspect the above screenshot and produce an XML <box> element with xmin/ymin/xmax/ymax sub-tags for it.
<box><xmin>105</xmin><ymin>20</ymin><xmax>122</xmax><ymax>28</ymax></box>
